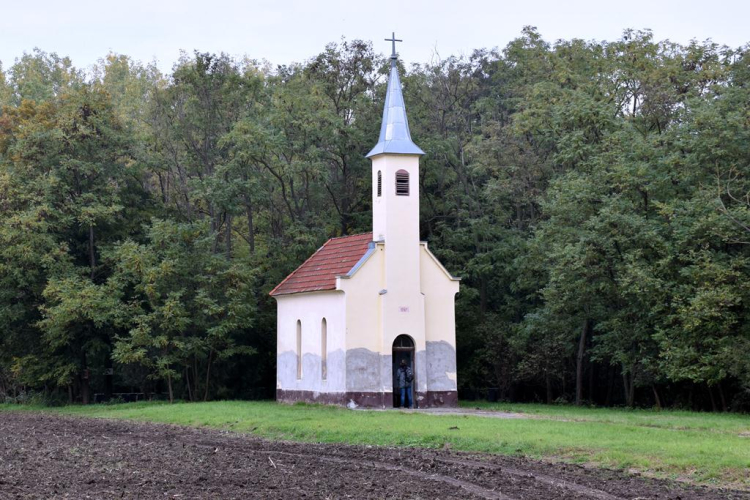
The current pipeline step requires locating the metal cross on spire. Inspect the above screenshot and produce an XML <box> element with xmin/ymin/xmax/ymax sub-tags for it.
<box><xmin>385</xmin><ymin>32</ymin><xmax>402</xmax><ymax>60</ymax></box>
<box><xmin>366</xmin><ymin>32</ymin><xmax>424</xmax><ymax>158</ymax></box>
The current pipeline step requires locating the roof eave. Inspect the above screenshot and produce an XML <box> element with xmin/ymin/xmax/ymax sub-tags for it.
<box><xmin>365</xmin><ymin>141</ymin><xmax>425</xmax><ymax>158</ymax></box>
<box><xmin>270</xmin><ymin>289</ymin><xmax>344</xmax><ymax>298</ymax></box>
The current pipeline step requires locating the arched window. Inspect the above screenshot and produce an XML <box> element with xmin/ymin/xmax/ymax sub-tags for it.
<box><xmin>321</xmin><ymin>318</ymin><xmax>327</xmax><ymax>380</ymax></box>
<box><xmin>393</xmin><ymin>334</ymin><xmax>415</xmax><ymax>349</ymax></box>
<box><xmin>296</xmin><ymin>320</ymin><xmax>302</xmax><ymax>380</ymax></box>
<box><xmin>377</xmin><ymin>171</ymin><xmax>382</xmax><ymax>197</ymax></box>
<box><xmin>395</xmin><ymin>169</ymin><xmax>409</xmax><ymax>196</ymax></box>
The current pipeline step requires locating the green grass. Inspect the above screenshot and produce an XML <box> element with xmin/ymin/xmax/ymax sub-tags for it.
<box><xmin>462</xmin><ymin>401</ymin><xmax>750</xmax><ymax>433</ymax></box>
<box><xmin>2</xmin><ymin>401</ymin><xmax>748</xmax><ymax>488</ymax></box>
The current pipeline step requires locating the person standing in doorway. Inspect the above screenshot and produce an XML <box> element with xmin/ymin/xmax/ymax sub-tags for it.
<box><xmin>396</xmin><ymin>359</ymin><xmax>414</xmax><ymax>409</ymax></box>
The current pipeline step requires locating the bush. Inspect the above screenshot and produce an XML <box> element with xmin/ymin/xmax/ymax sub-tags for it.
<box><xmin>729</xmin><ymin>388</ymin><xmax>750</xmax><ymax>413</ymax></box>
<box><xmin>3</xmin><ymin>390</ymin><xmax>68</xmax><ymax>407</ymax></box>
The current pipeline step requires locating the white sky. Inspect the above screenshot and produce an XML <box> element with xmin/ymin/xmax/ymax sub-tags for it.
<box><xmin>1</xmin><ymin>0</ymin><xmax>748</xmax><ymax>73</ymax></box>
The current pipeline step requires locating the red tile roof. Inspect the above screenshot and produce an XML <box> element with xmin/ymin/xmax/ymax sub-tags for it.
<box><xmin>270</xmin><ymin>233</ymin><xmax>373</xmax><ymax>296</ymax></box>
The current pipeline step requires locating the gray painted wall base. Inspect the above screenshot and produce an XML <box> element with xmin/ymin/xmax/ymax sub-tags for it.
<box><xmin>279</xmin><ymin>343</ymin><xmax>456</xmax><ymax>396</ymax></box>
<box><xmin>277</xmin><ymin>389</ymin><xmax>458</xmax><ymax>409</ymax></box>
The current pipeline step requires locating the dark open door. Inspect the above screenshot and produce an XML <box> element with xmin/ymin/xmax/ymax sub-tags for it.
<box><xmin>392</xmin><ymin>335</ymin><xmax>415</xmax><ymax>408</ymax></box>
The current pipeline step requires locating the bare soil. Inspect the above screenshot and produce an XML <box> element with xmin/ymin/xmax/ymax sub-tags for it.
<box><xmin>0</xmin><ymin>412</ymin><xmax>746</xmax><ymax>499</ymax></box>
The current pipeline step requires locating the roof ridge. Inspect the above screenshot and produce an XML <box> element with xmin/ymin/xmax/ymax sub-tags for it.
<box><xmin>327</xmin><ymin>232</ymin><xmax>372</xmax><ymax>241</ymax></box>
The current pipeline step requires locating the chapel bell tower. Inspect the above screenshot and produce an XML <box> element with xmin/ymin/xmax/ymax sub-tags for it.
<box><xmin>367</xmin><ymin>33</ymin><xmax>424</xmax><ymax>297</ymax></box>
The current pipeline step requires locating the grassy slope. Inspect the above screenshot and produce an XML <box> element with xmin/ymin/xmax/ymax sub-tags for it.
<box><xmin>2</xmin><ymin>401</ymin><xmax>748</xmax><ymax>487</ymax></box>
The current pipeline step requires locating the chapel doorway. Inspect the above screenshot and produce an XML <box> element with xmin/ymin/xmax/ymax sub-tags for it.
<box><xmin>392</xmin><ymin>335</ymin><xmax>415</xmax><ymax>408</ymax></box>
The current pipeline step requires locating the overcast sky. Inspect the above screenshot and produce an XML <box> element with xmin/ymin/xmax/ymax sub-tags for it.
<box><xmin>1</xmin><ymin>0</ymin><xmax>748</xmax><ymax>73</ymax></box>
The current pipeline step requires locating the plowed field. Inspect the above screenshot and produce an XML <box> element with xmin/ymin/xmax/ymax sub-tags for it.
<box><xmin>0</xmin><ymin>412</ymin><xmax>746</xmax><ymax>499</ymax></box>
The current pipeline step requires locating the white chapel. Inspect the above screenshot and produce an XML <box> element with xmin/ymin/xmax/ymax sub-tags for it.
<box><xmin>270</xmin><ymin>35</ymin><xmax>460</xmax><ymax>408</ymax></box>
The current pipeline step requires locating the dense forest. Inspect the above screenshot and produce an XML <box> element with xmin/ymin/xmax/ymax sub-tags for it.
<box><xmin>1</xmin><ymin>28</ymin><xmax>748</xmax><ymax>411</ymax></box>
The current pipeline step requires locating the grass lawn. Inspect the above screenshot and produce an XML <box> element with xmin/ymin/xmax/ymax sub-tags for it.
<box><xmin>2</xmin><ymin>400</ymin><xmax>748</xmax><ymax>488</ymax></box>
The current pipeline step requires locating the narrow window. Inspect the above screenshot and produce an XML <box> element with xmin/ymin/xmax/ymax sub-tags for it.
<box><xmin>321</xmin><ymin>318</ymin><xmax>327</xmax><ymax>381</ymax></box>
<box><xmin>296</xmin><ymin>320</ymin><xmax>302</xmax><ymax>380</ymax></box>
<box><xmin>395</xmin><ymin>169</ymin><xmax>409</xmax><ymax>196</ymax></box>
<box><xmin>377</xmin><ymin>171</ymin><xmax>382</xmax><ymax>197</ymax></box>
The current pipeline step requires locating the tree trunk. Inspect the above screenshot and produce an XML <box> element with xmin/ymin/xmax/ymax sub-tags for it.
<box><xmin>81</xmin><ymin>351</ymin><xmax>90</xmax><ymax>405</ymax></box>
<box><xmin>89</xmin><ymin>224</ymin><xmax>96</xmax><ymax>280</ymax></box>
<box><xmin>245</xmin><ymin>196</ymin><xmax>255</xmax><ymax>252</ymax></box>
<box><xmin>167</xmin><ymin>373</ymin><xmax>174</xmax><ymax>404</ymax></box>
<box><xmin>209</xmin><ymin>204</ymin><xmax>218</xmax><ymax>253</ymax></box>
<box><xmin>81</xmin><ymin>378</ymin><xmax>89</xmax><ymax>404</ymax></box>
<box><xmin>604</xmin><ymin>365</ymin><xmax>614</xmax><ymax>406</ymax></box>
<box><xmin>622</xmin><ymin>371</ymin><xmax>629</xmax><ymax>406</ymax></box>
<box><xmin>225</xmin><ymin>214</ymin><xmax>232</xmax><ymax>260</ymax></box>
<box><xmin>479</xmin><ymin>276</ymin><xmax>487</xmax><ymax>316</ymax></box>
<box><xmin>203</xmin><ymin>349</ymin><xmax>214</xmax><ymax>402</ymax></box>
<box><xmin>708</xmin><ymin>384</ymin><xmax>717</xmax><ymax>412</ymax></box>
<box><xmin>718</xmin><ymin>382</ymin><xmax>727</xmax><ymax>412</ymax></box>
<box><xmin>628</xmin><ymin>372</ymin><xmax>635</xmax><ymax>408</ymax></box>
<box><xmin>193</xmin><ymin>355</ymin><xmax>199</xmax><ymax>402</ymax></box>
<box><xmin>545</xmin><ymin>372</ymin><xmax>553</xmax><ymax>404</ymax></box>
<box><xmin>185</xmin><ymin>367</ymin><xmax>193</xmax><ymax>402</ymax></box>
<box><xmin>104</xmin><ymin>351</ymin><xmax>113</xmax><ymax>401</ymax></box>
<box><xmin>622</xmin><ymin>368</ymin><xmax>635</xmax><ymax>407</ymax></box>
<box><xmin>576</xmin><ymin>318</ymin><xmax>590</xmax><ymax>406</ymax></box>
<box><xmin>652</xmin><ymin>385</ymin><xmax>662</xmax><ymax>410</ymax></box>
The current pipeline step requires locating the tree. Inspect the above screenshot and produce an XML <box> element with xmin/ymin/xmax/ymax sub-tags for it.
<box><xmin>107</xmin><ymin>219</ymin><xmax>257</xmax><ymax>402</ymax></box>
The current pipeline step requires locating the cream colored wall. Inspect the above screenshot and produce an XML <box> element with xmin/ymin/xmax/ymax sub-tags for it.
<box><xmin>338</xmin><ymin>244</ymin><xmax>383</xmax><ymax>353</ymax></box>
<box><xmin>420</xmin><ymin>243</ymin><xmax>460</xmax><ymax>391</ymax></box>
<box><xmin>420</xmin><ymin>243</ymin><xmax>460</xmax><ymax>344</ymax></box>
<box><xmin>276</xmin><ymin>291</ymin><xmax>346</xmax><ymax>393</ymax></box>
<box><xmin>369</xmin><ymin>154</ymin><xmax>427</xmax><ymax>392</ymax></box>
<box><xmin>337</xmin><ymin>245</ymin><xmax>386</xmax><ymax>393</ymax></box>
<box><xmin>338</xmin><ymin>238</ymin><xmax>462</xmax><ymax>395</ymax></box>
<box><xmin>370</xmin><ymin>154</ymin><xmax>421</xmax><ymax>294</ymax></box>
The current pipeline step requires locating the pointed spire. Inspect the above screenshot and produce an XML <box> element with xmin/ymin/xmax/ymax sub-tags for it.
<box><xmin>366</xmin><ymin>33</ymin><xmax>424</xmax><ymax>158</ymax></box>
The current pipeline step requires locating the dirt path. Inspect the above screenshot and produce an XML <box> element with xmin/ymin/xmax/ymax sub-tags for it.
<box><xmin>356</xmin><ymin>407</ymin><xmax>530</xmax><ymax>419</ymax></box>
<box><xmin>0</xmin><ymin>412</ymin><xmax>746</xmax><ymax>499</ymax></box>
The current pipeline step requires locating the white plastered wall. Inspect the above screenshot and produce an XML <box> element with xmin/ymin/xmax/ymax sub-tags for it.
<box><xmin>276</xmin><ymin>291</ymin><xmax>346</xmax><ymax>393</ymax></box>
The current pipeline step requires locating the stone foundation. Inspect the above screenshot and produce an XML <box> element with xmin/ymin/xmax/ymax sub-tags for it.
<box><xmin>276</xmin><ymin>389</ymin><xmax>458</xmax><ymax>409</ymax></box>
<box><xmin>417</xmin><ymin>390</ymin><xmax>459</xmax><ymax>408</ymax></box>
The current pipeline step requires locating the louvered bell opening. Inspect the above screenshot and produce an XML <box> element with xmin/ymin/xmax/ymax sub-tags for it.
<box><xmin>377</xmin><ymin>170</ymin><xmax>382</xmax><ymax>197</ymax></box>
<box><xmin>395</xmin><ymin>169</ymin><xmax>409</xmax><ymax>196</ymax></box>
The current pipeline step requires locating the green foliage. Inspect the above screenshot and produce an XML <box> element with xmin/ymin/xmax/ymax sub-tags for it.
<box><xmin>1</xmin><ymin>32</ymin><xmax>749</xmax><ymax>409</ymax></box>
<box><xmin>3</xmin><ymin>49</ymin><xmax>83</xmax><ymax>105</ymax></box>
<box><xmin>106</xmin><ymin>219</ymin><xmax>258</xmax><ymax>401</ymax></box>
